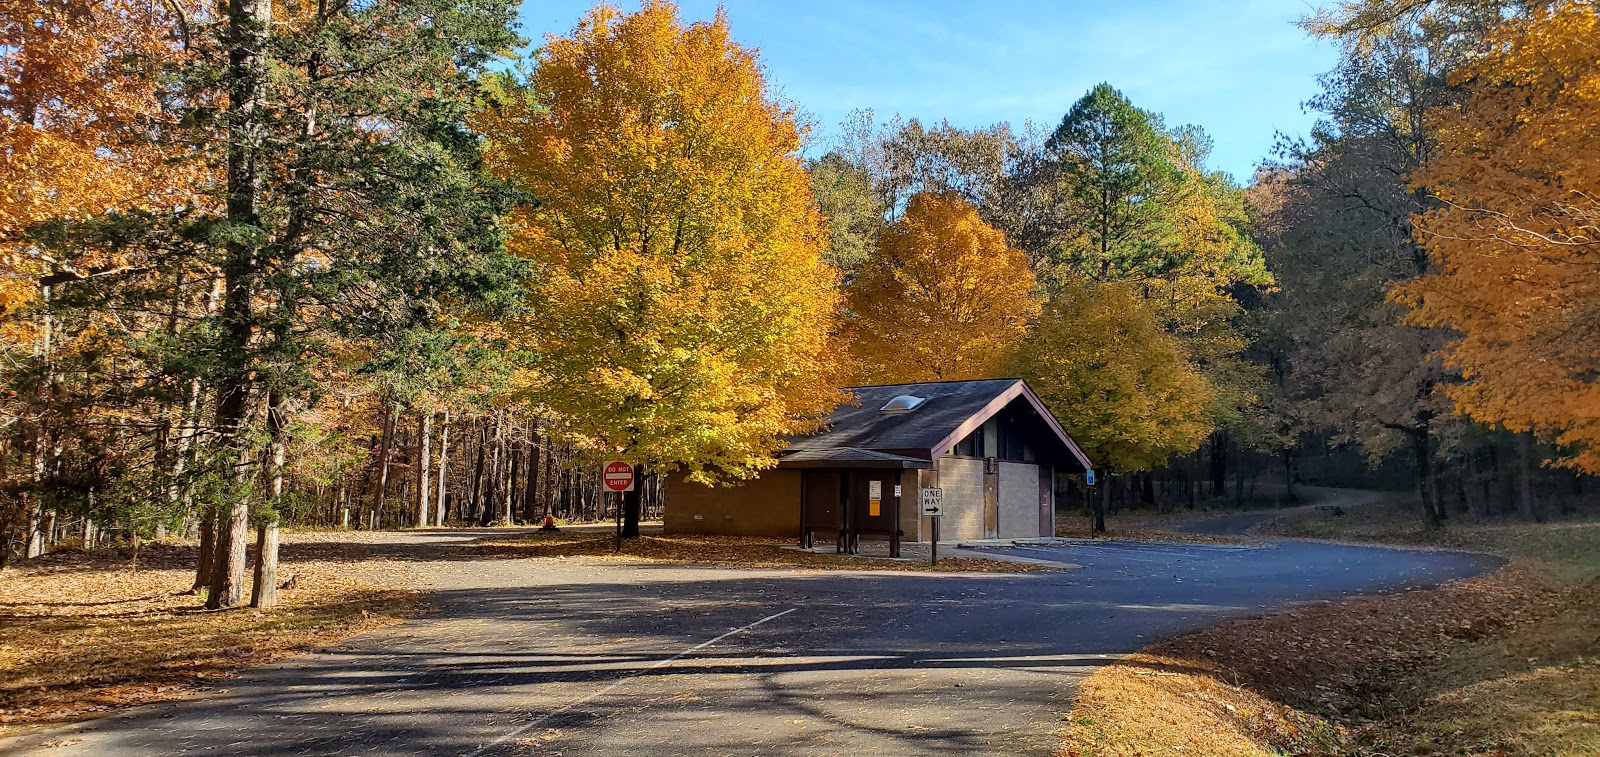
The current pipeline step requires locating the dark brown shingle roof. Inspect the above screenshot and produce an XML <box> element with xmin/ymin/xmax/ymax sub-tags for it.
<box><xmin>778</xmin><ymin>379</ymin><xmax>1092</xmax><ymax>470</ymax></box>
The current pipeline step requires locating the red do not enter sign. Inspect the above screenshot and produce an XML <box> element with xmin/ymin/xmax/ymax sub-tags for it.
<box><xmin>602</xmin><ymin>460</ymin><xmax>634</xmax><ymax>492</ymax></box>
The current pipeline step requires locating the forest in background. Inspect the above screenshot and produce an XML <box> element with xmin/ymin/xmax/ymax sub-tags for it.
<box><xmin>1</xmin><ymin>0</ymin><xmax>1596</xmax><ymax>609</ymax></box>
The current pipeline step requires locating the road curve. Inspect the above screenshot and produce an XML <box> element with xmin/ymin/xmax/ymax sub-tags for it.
<box><xmin>3</xmin><ymin>524</ymin><xmax>1499</xmax><ymax>757</ymax></box>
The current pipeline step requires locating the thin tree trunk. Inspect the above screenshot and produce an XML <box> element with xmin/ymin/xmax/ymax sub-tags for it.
<box><xmin>372</xmin><ymin>402</ymin><xmax>397</xmax><ymax>529</ymax></box>
<box><xmin>1518</xmin><ymin>433</ymin><xmax>1541</xmax><ymax>522</ymax></box>
<box><xmin>1094</xmin><ymin>474</ymin><xmax>1109</xmax><ymax>533</ymax></box>
<box><xmin>1412</xmin><ymin>426</ymin><xmax>1441</xmax><ymax>527</ymax></box>
<box><xmin>485</xmin><ymin>413</ymin><xmax>503</xmax><ymax>525</ymax></box>
<box><xmin>192</xmin><ymin>508</ymin><xmax>216</xmax><ymax>592</ymax></box>
<box><xmin>507</xmin><ymin>439</ymin><xmax>520</xmax><ymax>524</ymax></box>
<box><xmin>542</xmin><ymin>439</ymin><xmax>557</xmax><ymax>521</ymax></box>
<box><xmin>531</xmin><ymin>422</ymin><xmax>550</xmax><ymax>521</ymax></box>
<box><xmin>1465</xmin><ymin>448</ymin><xmax>1484</xmax><ymax>518</ymax></box>
<box><xmin>435</xmin><ymin>410</ymin><xmax>450</xmax><ymax>526</ymax></box>
<box><xmin>470</xmin><ymin>425</ymin><xmax>487</xmax><ymax>524</ymax></box>
<box><xmin>1283</xmin><ymin>451</ymin><xmax>1297</xmax><ymax>504</ymax></box>
<box><xmin>415</xmin><ymin>411</ymin><xmax>431</xmax><ymax>528</ymax></box>
<box><xmin>1234</xmin><ymin>462</ymin><xmax>1244</xmax><ymax>507</ymax></box>
<box><xmin>24</xmin><ymin>499</ymin><xmax>46</xmax><ymax>558</ymax></box>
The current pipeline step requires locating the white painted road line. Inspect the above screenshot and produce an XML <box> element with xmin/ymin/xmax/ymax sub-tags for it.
<box><xmin>464</xmin><ymin>606</ymin><xmax>799</xmax><ymax>757</ymax></box>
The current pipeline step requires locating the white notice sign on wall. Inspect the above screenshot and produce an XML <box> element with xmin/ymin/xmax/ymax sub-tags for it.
<box><xmin>868</xmin><ymin>480</ymin><xmax>882</xmax><ymax>500</ymax></box>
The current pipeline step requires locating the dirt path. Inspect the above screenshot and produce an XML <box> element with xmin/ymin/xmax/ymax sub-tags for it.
<box><xmin>1167</xmin><ymin>486</ymin><xmax>1383</xmax><ymax>536</ymax></box>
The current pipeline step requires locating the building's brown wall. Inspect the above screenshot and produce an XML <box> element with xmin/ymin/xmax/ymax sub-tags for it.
<box><xmin>663</xmin><ymin>470</ymin><xmax>803</xmax><ymax>537</ymax></box>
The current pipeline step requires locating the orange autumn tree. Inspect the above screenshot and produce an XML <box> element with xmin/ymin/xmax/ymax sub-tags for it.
<box><xmin>479</xmin><ymin>1</ymin><xmax>845</xmax><ymax>534</ymax></box>
<box><xmin>845</xmin><ymin>191</ymin><xmax>1042</xmax><ymax>384</ymax></box>
<box><xmin>1399</xmin><ymin>1</ymin><xmax>1600</xmax><ymax>473</ymax></box>
<box><xmin>0</xmin><ymin>0</ymin><xmax>200</xmax><ymax>329</ymax></box>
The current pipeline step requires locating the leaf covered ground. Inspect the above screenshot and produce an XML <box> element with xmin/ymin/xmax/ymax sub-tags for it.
<box><xmin>0</xmin><ymin>539</ymin><xmax>425</xmax><ymax>736</ymax></box>
<box><xmin>1061</xmin><ymin>499</ymin><xmax>1600</xmax><ymax>757</ymax></box>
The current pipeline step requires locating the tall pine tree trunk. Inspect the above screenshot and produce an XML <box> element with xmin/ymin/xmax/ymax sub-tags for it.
<box><xmin>251</xmin><ymin>392</ymin><xmax>288</xmax><ymax>608</ymax></box>
<box><xmin>250</xmin><ymin>522</ymin><xmax>279</xmax><ymax>608</ymax></box>
<box><xmin>206</xmin><ymin>0</ymin><xmax>272</xmax><ymax>611</ymax></box>
<box><xmin>371</xmin><ymin>403</ymin><xmax>397</xmax><ymax>529</ymax></box>
<box><xmin>192</xmin><ymin>508</ymin><xmax>216</xmax><ymax>593</ymax></box>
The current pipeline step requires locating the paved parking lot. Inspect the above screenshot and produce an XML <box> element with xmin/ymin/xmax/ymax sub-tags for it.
<box><xmin>3</xmin><ymin>529</ymin><xmax>1500</xmax><ymax>756</ymax></box>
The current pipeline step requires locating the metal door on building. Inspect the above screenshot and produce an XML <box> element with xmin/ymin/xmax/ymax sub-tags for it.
<box><xmin>1039</xmin><ymin>465</ymin><xmax>1054</xmax><ymax>537</ymax></box>
<box><xmin>800</xmin><ymin>470</ymin><xmax>844</xmax><ymax>549</ymax></box>
<box><xmin>982</xmin><ymin>467</ymin><xmax>999</xmax><ymax>539</ymax></box>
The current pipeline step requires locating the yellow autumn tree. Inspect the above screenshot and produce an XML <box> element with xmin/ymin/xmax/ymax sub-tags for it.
<box><xmin>479</xmin><ymin>1</ymin><xmax>845</xmax><ymax>503</ymax></box>
<box><xmin>1400</xmin><ymin>1</ymin><xmax>1600</xmax><ymax>473</ymax></box>
<box><xmin>845</xmin><ymin>191</ymin><xmax>1042</xmax><ymax>384</ymax></box>
<box><xmin>1011</xmin><ymin>280</ymin><xmax>1214</xmax><ymax>474</ymax></box>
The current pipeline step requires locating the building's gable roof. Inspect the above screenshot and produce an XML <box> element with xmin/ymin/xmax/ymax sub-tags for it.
<box><xmin>782</xmin><ymin>379</ymin><xmax>1092</xmax><ymax>471</ymax></box>
<box><xmin>779</xmin><ymin>447</ymin><xmax>933</xmax><ymax>469</ymax></box>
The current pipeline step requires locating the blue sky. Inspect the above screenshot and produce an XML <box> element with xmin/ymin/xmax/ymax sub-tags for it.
<box><xmin>515</xmin><ymin>1</ymin><xmax>1339</xmax><ymax>183</ymax></box>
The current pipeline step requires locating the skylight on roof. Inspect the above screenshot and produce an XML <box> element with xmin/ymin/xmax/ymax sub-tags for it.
<box><xmin>879</xmin><ymin>395</ymin><xmax>926</xmax><ymax>414</ymax></box>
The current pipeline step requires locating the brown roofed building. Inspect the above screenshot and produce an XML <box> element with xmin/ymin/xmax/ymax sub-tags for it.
<box><xmin>664</xmin><ymin>379</ymin><xmax>1092</xmax><ymax>552</ymax></box>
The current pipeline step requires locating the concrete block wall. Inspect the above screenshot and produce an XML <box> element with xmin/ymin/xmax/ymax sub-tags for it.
<box><xmin>936</xmin><ymin>456</ymin><xmax>986</xmax><ymax>541</ymax></box>
<box><xmin>997</xmin><ymin>461</ymin><xmax>1040</xmax><ymax>538</ymax></box>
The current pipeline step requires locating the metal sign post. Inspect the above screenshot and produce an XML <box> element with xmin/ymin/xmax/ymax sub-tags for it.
<box><xmin>602</xmin><ymin>461</ymin><xmax>634</xmax><ymax>553</ymax></box>
<box><xmin>920</xmin><ymin>487</ymin><xmax>943</xmax><ymax>566</ymax></box>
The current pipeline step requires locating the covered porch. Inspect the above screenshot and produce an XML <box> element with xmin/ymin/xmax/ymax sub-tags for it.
<box><xmin>779</xmin><ymin>447</ymin><xmax>931</xmax><ymax>557</ymax></box>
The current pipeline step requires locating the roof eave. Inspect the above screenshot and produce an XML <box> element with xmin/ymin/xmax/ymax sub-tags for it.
<box><xmin>776</xmin><ymin>458</ymin><xmax>933</xmax><ymax>470</ymax></box>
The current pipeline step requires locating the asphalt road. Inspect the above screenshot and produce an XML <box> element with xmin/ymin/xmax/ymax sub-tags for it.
<box><xmin>5</xmin><ymin>523</ymin><xmax>1499</xmax><ymax>757</ymax></box>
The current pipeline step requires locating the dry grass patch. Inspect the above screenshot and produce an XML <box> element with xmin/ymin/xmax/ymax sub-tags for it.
<box><xmin>1062</xmin><ymin>652</ymin><xmax>1340</xmax><ymax>757</ymax></box>
<box><xmin>1062</xmin><ymin>499</ymin><xmax>1600</xmax><ymax>756</ymax></box>
<box><xmin>1353</xmin><ymin>573</ymin><xmax>1600</xmax><ymax>756</ymax></box>
<box><xmin>0</xmin><ymin>540</ymin><xmax>426</xmax><ymax>735</ymax></box>
<box><xmin>475</xmin><ymin>532</ymin><xmax>1054</xmax><ymax>572</ymax></box>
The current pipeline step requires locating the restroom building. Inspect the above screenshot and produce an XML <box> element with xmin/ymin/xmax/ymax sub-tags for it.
<box><xmin>664</xmin><ymin>378</ymin><xmax>1093</xmax><ymax>549</ymax></box>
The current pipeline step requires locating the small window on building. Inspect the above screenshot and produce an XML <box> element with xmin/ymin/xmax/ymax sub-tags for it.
<box><xmin>955</xmin><ymin>431</ymin><xmax>979</xmax><ymax>457</ymax></box>
<box><xmin>880</xmin><ymin>395</ymin><xmax>926</xmax><ymax>414</ymax></box>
